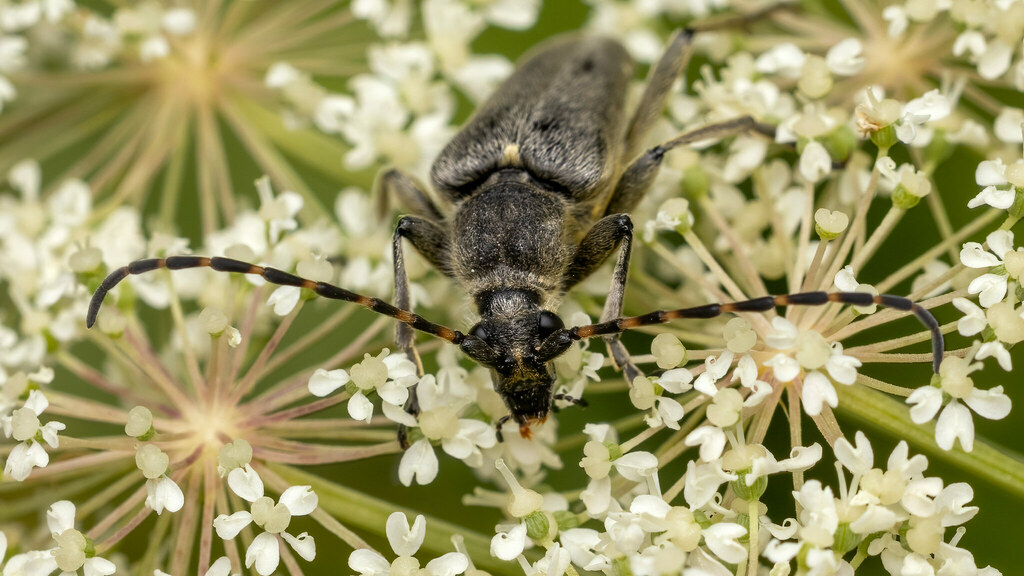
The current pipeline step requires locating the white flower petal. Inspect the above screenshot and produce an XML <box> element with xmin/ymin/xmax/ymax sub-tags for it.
<box><xmin>826</xmin><ymin>38</ymin><xmax>864</xmax><ymax>75</ymax></box>
<box><xmin>227</xmin><ymin>465</ymin><xmax>264</xmax><ymax>502</ymax></box>
<box><xmin>614</xmin><ymin>451</ymin><xmax>658</xmax><ymax>481</ymax></box>
<box><xmin>267</xmin><ymin>286</ymin><xmax>301</xmax><ymax>316</ymax></box>
<box><xmin>801</xmin><ymin>371</ymin><xmax>837</xmax><ymax>416</ymax></box>
<box><xmin>960</xmin><ymin>242</ymin><xmax>1000</xmax><ymax>268</ymax></box>
<box><xmin>213</xmin><ymin>511</ymin><xmax>253</xmax><ymax>540</ymax></box>
<box><xmin>491</xmin><ymin>523</ymin><xmax>527</xmax><ymax>561</ymax></box>
<box><xmin>387</xmin><ymin>512</ymin><xmax>426</xmax><ymax>556</ymax></box>
<box><xmin>282</xmin><ymin>531</ymin><xmax>316</xmax><ymax>562</ymax></box>
<box><xmin>347</xmin><ymin>391</ymin><xmax>374</xmax><ymax>423</ymax></box>
<box><xmin>967</xmin><ymin>273</ymin><xmax>1008</xmax><ymax>308</ymax></box>
<box><xmin>145</xmin><ymin>476</ymin><xmax>184</xmax><ymax>514</ymax></box>
<box><xmin>426</xmin><ymin>552</ymin><xmax>469</xmax><ymax>576</ymax></box>
<box><xmin>46</xmin><ymin>500</ymin><xmax>76</xmax><ymax>534</ymax></box>
<box><xmin>936</xmin><ymin>401</ymin><xmax>974</xmax><ymax>451</ymax></box>
<box><xmin>398</xmin><ymin>439</ymin><xmax>438</xmax><ymax>486</ymax></box>
<box><xmin>349</xmin><ymin>549</ymin><xmax>390</xmax><ymax>576</ymax></box>
<box><xmin>83</xmin><ymin>556</ymin><xmax>116</xmax><ymax>576</ymax></box>
<box><xmin>704</xmin><ymin>523</ymin><xmax>748</xmax><ymax>564</ymax></box>
<box><xmin>964</xmin><ymin>386</ymin><xmax>1012</xmax><ymax>420</ymax></box>
<box><xmin>685</xmin><ymin>426</ymin><xmax>727</xmax><ymax>462</ymax></box>
<box><xmin>308</xmin><ymin>368</ymin><xmax>350</xmax><ymax>397</ymax></box>
<box><xmin>279</xmin><ymin>485</ymin><xmax>318</xmax><ymax>516</ymax></box>
<box><xmin>204</xmin><ymin>557</ymin><xmax>233</xmax><ymax>576</ymax></box>
<box><xmin>246</xmin><ymin>532</ymin><xmax>280</xmax><ymax>576</ymax></box>
<box><xmin>907</xmin><ymin>386</ymin><xmax>943</xmax><ymax>423</ymax></box>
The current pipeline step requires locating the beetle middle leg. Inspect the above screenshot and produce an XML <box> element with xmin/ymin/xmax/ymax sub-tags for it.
<box><xmin>564</xmin><ymin>213</ymin><xmax>643</xmax><ymax>383</ymax></box>
<box><xmin>609</xmin><ymin>22</ymin><xmax>776</xmax><ymax>216</ymax></box>
<box><xmin>606</xmin><ymin>115</ymin><xmax>776</xmax><ymax>216</ymax></box>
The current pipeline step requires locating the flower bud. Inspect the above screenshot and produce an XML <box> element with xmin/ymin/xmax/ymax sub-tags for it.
<box><xmin>657</xmin><ymin>198</ymin><xmax>694</xmax><ymax>235</ymax></box>
<box><xmin>724</xmin><ymin>318</ymin><xmax>757</xmax><ymax>353</ymax></box>
<box><xmin>798</xmin><ymin>55</ymin><xmax>833</xmax><ymax>98</ymax></box>
<box><xmin>1004</xmin><ymin>248</ymin><xmax>1024</xmax><ymax>279</ymax></box>
<box><xmin>651</xmin><ymin>333</ymin><xmax>687</xmax><ymax>369</ymax></box>
<box><xmin>524</xmin><ymin>510</ymin><xmax>552</xmax><ymax>541</ymax></box>
<box><xmin>125</xmin><ymin>406</ymin><xmax>154</xmax><ymax>439</ymax></box>
<box><xmin>217</xmin><ymin>438</ymin><xmax>253</xmax><ymax>476</ymax></box>
<box><xmin>987</xmin><ymin>302</ymin><xmax>1024</xmax><ymax>344</ymax></box>
<box><xmin>10</xmin><ymin>406</ymin><xmax>40</xmax><ymax>442</ymax></box>
<box><xmin>69</xmin><ymin>246</ymin><xmax>103</xmax><ymax>274</ymax></box>
<box><xmin>198</xmin><ymin>307</ymin><xmax>229</xmax><ymax>337</ymax></box>
<box><xmin>892</xmin><ymin>169</ymin><xmax>932</xmax><ymax>209</ymax></box>
<box><xmin>814</xmin><ymin>208</ymin><xmax>849</xmax><ymax>240</ymax></box>
<box><xmin>350</xmin><ymin>351</ymin><xmax>388</xmax><ymax>391</ymax></box>
<box><xmin>136</xmin><ymin>443</ymin><xmax>170</xmax><ymax>479</ymax></box>
<box><xmin>707</xmin><ymin>388</ymin><xmax>743</xmax><ymax>427</ymax></box>
<box><xmin>297</xmin><ymin>258</ymin><xmax>333</xmax><ymax>282</ymax></box>
<box><xmin>97</xmin><ymin>310</ymin><xmax>127</xmax><ymax>338</ymax></box>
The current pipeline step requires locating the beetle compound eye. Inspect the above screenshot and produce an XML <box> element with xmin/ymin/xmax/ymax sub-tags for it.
<box><xmin>537</xmin><ymin>311</ymin><xmax>564</xmax><ymax>339</ymax></box>
<box><xmin>470</xmin><ymin>324</ymin><xmax>489</xmax><ymax>342</ymax></box>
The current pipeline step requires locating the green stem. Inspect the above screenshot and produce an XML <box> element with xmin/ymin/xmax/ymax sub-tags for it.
<box><xmin>837</xmin><ymin>385</ymin><xmax>1024</xmax><ymax>500</ymax></box>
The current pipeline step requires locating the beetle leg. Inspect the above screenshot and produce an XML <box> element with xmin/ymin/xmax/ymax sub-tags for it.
<box><xmin>563</xmin><ymin>214</ymin><xmax>643</xmax><ymax>383</ymax></box>
<box><xmin>605</xmin><ymin>116</ymin><xmax>776</xmax><ymax>216</ymax></box>
<box><xmin>377</xmin><ymin>168</ymin><xmax>447</xmax><ymax>222</ymax></box>
<box><xmin>393</xmin><ymin>215</ymin><xmax>452</xmax><ymax>448</ymax></box>
<box><xmin>622</xmin><ymin>28</ymin><xmax>695</xmax><ymax>162</ymax></box>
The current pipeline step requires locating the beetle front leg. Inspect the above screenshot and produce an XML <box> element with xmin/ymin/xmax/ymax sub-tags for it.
<box><xmin>392</xmin><ymin>215</ymin><xmax>452</xmax><ymax>448</ymax></box>
<box><xmin>377</xmin><ymin>168</ymin><xmax>446</xmax><ymax>222</ymax></box>
<box><xmin>564</xmin><ymin>214</ymin><xmax>643</xmax><ymax>384</ymax></box>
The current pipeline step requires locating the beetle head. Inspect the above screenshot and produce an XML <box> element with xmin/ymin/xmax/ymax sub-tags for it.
<box><xmin>460</xmin><ymin>292</ymin><xmax>576</xmax><ymax>437</ymax></box>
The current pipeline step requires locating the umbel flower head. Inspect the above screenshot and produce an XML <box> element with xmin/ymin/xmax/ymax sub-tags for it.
<box><xmin>1</xmin><ymin>0</ymin><xmax>1022</xmax><ymax>575</ymax></box>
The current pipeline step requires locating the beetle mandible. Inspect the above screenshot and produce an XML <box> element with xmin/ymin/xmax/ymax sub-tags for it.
<box><xmin>87</xmin><ymin>22</ymin><xmax>945</xmax><ymax>444</ymax></box>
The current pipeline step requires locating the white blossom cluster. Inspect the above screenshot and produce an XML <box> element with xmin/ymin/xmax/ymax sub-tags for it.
<box><xmin>0</xmin><ymin>0</ymin><xmax>197</xmax><ymax>111</ymax></box>
<box><xmin>265</xmin><ymin>0</ymin><xmax>543</xmax><ymax>180</ymax></box>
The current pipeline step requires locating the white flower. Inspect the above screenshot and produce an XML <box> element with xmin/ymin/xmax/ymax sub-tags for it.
<box><xmin>1</xmin><ymin>389</ymin><xmax>64</xmax><ymax>481</ymax></box>
<box><xmin>255</xmin><ymin>175</ymin><xmax>303</xmax><ymax>244</ymax></box>
<box><xmin>834</xmin><ymin>266</ymin><xmax>878</xmax><ymax>313</ymax></box>
<box><xmin>960</xmin><ymin>230</ymin><xmax>1015</xmax><ymax>307</ymax></box>
<box><xmin>703</xmin><ymin>523</ymin><xmax>748</xmax><ymax>564</ymax></box>
<box><xmin>799</xmin><ymin>141</ymin><xmax>832</xmax><ymax>183</ymax></box>
<box><xmin>212</xmin><ymin>465</ymin><xmax>317</xmax><ymax>575</ymax></box>
<box><xmin>969</xmin><ymin>158</ymin><xmax>1024</xmax><ymax>210</ymax></box>
<box><xmin>629</xmin><ymin>375</ymin><xmax>687</xmax><ymax>429</ymax></box>
<box><xmin>683</xmin><ymin>459</ymin><xmax>737</xmax><ymax>509</ymax></box>
<box><xmin>994</xmin><ymin>107</ymin><xmax>1024</xmax><ymax>144</ymax></box>
<box><xmin>41</xmin><ymin>500</ymin><xmax>117</xmax><ymax>576</ymax></box>
<box><xmin>825</xmin><ymin>38</ymin><xmax>864</xmax><ymax>76</ymax></box>
<box><xmin>907</xmin><ymin>356</ymin><xmax>1012</xmax><ymax>452</ymax></box>
<box><xmin>398</xmin><ymin>438</ymin><xmax>440</xmax><ymax>486</ymax></box>
<box><xmin>518</xmin><ymin>542</ymin><xmax>570</xmax><ymax>576</ymax></box>
<box><xmin>490</xmin><ymin>523</ymin><xmax>527</xmax><ymax>561</ymax></box>
<box><xmin>345</xmin><ymin>349</ymin><xmax>419</xmax><ymax>422</ymax></box>
<box><xmin>692</xmin><ymin>350</ymin><xmax>735</xmax><ymax>396</ymax></box>
<box><xmin>349</xmin><ymin>512</ymin><xmax>468</xmax><ymax>576</ymax></box>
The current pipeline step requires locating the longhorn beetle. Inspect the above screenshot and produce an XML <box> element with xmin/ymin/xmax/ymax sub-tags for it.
<box><xmin>87</xmin><ymin>21</ymin><xmax>944</xmax><ymax>445</ymax></box>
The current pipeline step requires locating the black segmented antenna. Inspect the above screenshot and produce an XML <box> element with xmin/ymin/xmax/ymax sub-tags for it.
<box><xmin>87</xmin><ymin>256</ymin><xmax>466</xmax><ymax>344</ymax></box>
<box><xmin>567</xmin><ymin>291</ymin><xmax>944</xmax><ymax>373</ymax></box>
<box><xmin>88</xmin><ymin>258</ymin><xmax>944</xmax><ymax>373</ymax></box>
